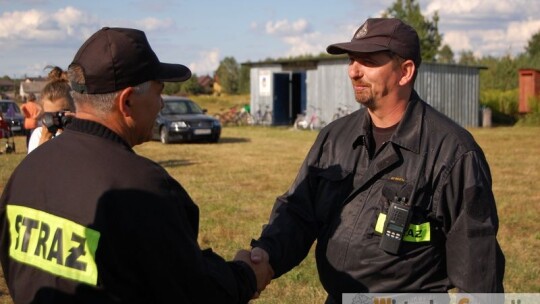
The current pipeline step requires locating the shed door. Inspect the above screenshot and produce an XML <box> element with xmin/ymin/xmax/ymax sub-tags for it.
<box><xmin>292</xmin><ymin>72</ymin><xmax>306</xmax><ymax>119</ymax></box>
<box><xmin>273</xmin><ymin>72</ymin><xmax>307</xmax><ymax>126</ymax></box>
<box><xmin>273</xmin><ymin>73</ymin><xmax>290</xmax><ymax>125</ymax></box>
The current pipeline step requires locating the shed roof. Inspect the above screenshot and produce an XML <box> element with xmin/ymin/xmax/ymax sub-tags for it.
<box><xmin>21</xmin><ymin>81</ymin><xmax>47</xmax><ymax>94</ymax></box>
<box><xmin>0</xmin><ymin>79</ymin><xmax>15</xmax><ymax>86</ymax></box>
<box><xmin>243</xmin><ymin>55</ymin><xmax>487</xmax><ymax>70</ymax></box>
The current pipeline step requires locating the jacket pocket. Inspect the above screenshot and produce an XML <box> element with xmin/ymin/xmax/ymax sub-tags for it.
<box><xmin>366</xmin><ymin>180</ymin><xmax>413</xmax><ymax>239</ymax></box>
<box><xmin>309</xmin><ymin>165</ymin><xmax>353</xmax><ymax>225</ymax></box>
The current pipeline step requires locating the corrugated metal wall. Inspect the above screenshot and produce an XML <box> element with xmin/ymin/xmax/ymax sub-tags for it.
<box><xmin>307</xmin><ymin>60</ymin><xmax>359</xmax><ymax>124</ymax></box>
<box><xmin>415</xmin><ymin>63</ymin><xmax>481</xmax><ymax>127</ymax></box>
<box><xmin>249</xmin><ymin>60</ymin><xmax>482</xmax><ymax>127</ymax></box>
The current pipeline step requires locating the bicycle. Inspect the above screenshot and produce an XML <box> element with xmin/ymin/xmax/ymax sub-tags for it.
<box><xmin>253</xmin><ymin>104</ymin><xmax>272</xmax><ymax>126</ymax></box>
<box><xmin>232</xmin><ymin>107</ymin><xmax>253</xmax><ymax>126</ymax></box>
<box><xmin>332</xmin><ymin>103</ymin><xmax>352</xmax><ymax>121</ymax></box>
<box><xmin>294</xmin><ymin>106</ymin><xmax>325</xmax><ymax>130</ymax></box>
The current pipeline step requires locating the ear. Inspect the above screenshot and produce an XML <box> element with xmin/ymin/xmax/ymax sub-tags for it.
<box><xmin>117</xmin><ymin>87</ymin><xmax>135</xmax><ymax>117</ymax></box>
<box><xmin>398</xmin><ymin>59</ymin><xmax>416</xmax><ymax>86</ymax></box>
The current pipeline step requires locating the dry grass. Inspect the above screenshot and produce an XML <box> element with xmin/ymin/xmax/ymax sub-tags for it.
<box><xmin>472</xmin><ymin>127</ymin><xmax>540</xmax><ymax>291</ymax></box>
<box><xmin>0</xmin><ymin>126</ymin><xmax>539</xmax><ymax>303</ymax></box>
<box><xmin>191</xmin><ymin>94</ymin><xmax>251</xmax><ymax>117</ymax></box>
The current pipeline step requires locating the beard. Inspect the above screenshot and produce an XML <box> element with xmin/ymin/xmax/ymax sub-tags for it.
<box><xmin>352</xmin><ymin>82</ymin><xmax>391</xmax><ymax>110</ymax></box>
<box><xmin>353</xmin><ymin>84</ymin><xmax>375</xmax><ymax>108</ymax></box>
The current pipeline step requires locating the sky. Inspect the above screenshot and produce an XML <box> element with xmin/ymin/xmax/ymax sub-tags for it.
<box><xmin>1</xmin><ymin>0</ymin><xmax>540</xmax><ymax>78</ymax></box>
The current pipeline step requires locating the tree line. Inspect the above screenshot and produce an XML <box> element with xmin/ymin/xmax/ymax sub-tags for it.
<box><xmin>162</xmin><ymin>57</ymin><xmax>250</xmax><ymax>96</ymax></box>
<box><xmin>383</xmin><ymin>0</ymin><xmax>540</xmax><ymax>124</ymax></box>
<box><xmin>178</xmin><ymin>0</ymin><xmax>539</xmax><ymax>124</ymax></box>
<box><xmin>3</xmin><ymin>0</ymin><xmax>539</xmax><ymax>124</ymax></box>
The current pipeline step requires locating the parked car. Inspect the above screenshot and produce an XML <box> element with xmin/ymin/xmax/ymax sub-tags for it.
<box><xmin>0</xmin><ymin>100</ymin><xmax>24</xmax><ymax>134</ymax></box>
<box><xmin>152</xmin><ymin>96</ymin><xmax>221</xmax><ymax>144</ymax></box>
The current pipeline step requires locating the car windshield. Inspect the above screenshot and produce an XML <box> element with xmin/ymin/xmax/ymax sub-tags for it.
<box><xmin>161</xmin><ymin>99</ymin><xmax>204</xmax><ymax>115</ymax></box>
<box><xmin>0</xmin><ymin>102</ymin><xmax>21</xmax><ymax>116</ymax></box>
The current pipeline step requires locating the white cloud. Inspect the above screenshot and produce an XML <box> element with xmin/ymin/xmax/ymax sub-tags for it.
<box><xmin>188</xmin><ymin>49</ymin><xmax>220</xmax><ymax>76</ymax></box>
<box><xmin>442</xmin><ymin>19</ymin><xmax>540</xmax><ymax>58</ymax></box>
<box><xmin>136</xmin><ymin>17</ymin><xmax>175</xmax><ymax>32</ymax></box>
<box><xmin>424</xmin><ymin>0</ymin><xmax>539</xmax><ymax>18</ymax></box>
<box><xmin>265</xmin><ymin>19</ymin><xmax>311</xmax><ymax>36</ymax></box>
<box><xmin>0</xmin><ymin>6</ymin><xmax>98</xmax><ymax>45</ymax></box>
<box><xmin>0</xmin><ymin>5</ymin><xmax>181</xmax><ymax>77</ymax></box>
<box><xmin>284</xmin><ymin>22</ymin><xmax>360</xmax><ymax>57</ymax></box>
<box><xmin>442</xmin><ymin>31</ymin><xmax>473</xmax><ymax>53</ymax></box>
<box><xmin>0</xmin><ymin>5</ymin><xmax>178</xmax><ymax>54</ymax></box>
<box><xmin>0</xmin><ymin>9</ymin><xmax>47</xmax><ymax>40</ymax></box>
<box><xmin>259</xmin><ymin>18</ymin><xmax>357</xmax><ymax>57</ymax></box>
<box><xmin>282</xmin><ymin>33</ymin><xmax>323</xmax><ymax>56</ymax></box>
<box><xmin>54</xmin><ymin>6</ymin><xmax>98</xmax><ymax>38</ymax></box>
<box><xmin>419</xmin><ymin>0</ymin><xmax>540</xmax><ymax>58</ymax></box>
<box><xmin>506</xmin><ymin>19</ymin><xmax>540</xmax><ymax>46</ymax></box>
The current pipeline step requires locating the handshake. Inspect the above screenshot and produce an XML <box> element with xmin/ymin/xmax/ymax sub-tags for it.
<box><xmin>234</xmin><ymin>247</ymin><xmax>274</xmax><ymax>299</ymax></box>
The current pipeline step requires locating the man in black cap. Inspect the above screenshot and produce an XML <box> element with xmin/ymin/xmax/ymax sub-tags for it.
<box><xmin>249</xmin><ymin>18</ymin><xmax>505</xmax><ymax>302</ymax></box>
<box><xmin>0</xmin><ymin>27</ymin><xmax>272</xmax><ymax>303</ymax></box>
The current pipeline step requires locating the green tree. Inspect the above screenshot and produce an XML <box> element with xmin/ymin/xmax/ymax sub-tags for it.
<box><xmin>457</xmin><ymin>50</ymin><xmax>476</xmax><ymax>66</ymax></box>
<box><xmin>383</xmin><ymin>0</ymin><xmax>442</xmax><ymax>63</ymax></box>
<box><xmin>215</xmin><ymin>57</ymin><xmax>240</xmax><ymax>94</ymax></box>
<box><xmin>163</xmin><ymin>74</ymin><xmax>204</xmax><ymax>95</ymax></box>
<box><xmin>525</xmin><ymin>30</ymin><xmax>540</xmax><ymax>58</ymax></box>
<box><xmin>179</xmin><ymin>73</ymin><xmax>203</xmax><ymax>95</ymax></box>
<box><xmin>521</xmin><ymin>30</ymin><xmax>540</xmax><ymax>69</ymax></box>
<box><xmin>478</xmin><ymin>55</ymin><xmax>518</xmax><ymax>91</ymax></box>
<box><xmin>437</xmin><ymin>44</ymin><xmax>455</xmax><ymax>64</ymax></box>
<box><xmin>238</xmin><ymin>64</ymin><xmax>250</xmax><ymax>94</ymax></box>
<box><xmin>163</xmin><ymin>82</ymin><xmax>181</xmax><ymax>95</ymax></box>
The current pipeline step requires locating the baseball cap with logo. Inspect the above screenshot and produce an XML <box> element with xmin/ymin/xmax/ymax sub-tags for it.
<box><xmin>327</xmin><ymin>18</ymin><xmax>421</xmax><ymax>67</ymax></box>
<box><xmin>70</xmin><ymin>27</ymin><xmax>191</xmax><ymax>94</ymax></box>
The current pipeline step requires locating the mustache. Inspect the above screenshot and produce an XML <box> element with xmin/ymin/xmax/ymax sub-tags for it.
<box><xmin>352</xmin><ymin>81</ymin><xmax>371</xmax><ymax>87</ymax></box>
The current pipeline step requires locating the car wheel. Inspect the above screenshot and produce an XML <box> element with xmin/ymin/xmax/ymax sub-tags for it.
<box><xmin>160</xmin><ymin>126</ymin><xmax>170</xmax><ymax>144</ymax></box>
<box><xmin>209</xmin><ymin>134</ymin><xmax>220</xmax><ymax>143</ymax></box>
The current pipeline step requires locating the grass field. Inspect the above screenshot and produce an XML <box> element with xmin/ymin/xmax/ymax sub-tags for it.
<box><xmin>0</xmin><ymin>125</ymin><xmax>539</xmax><ymax>303</ymax></box>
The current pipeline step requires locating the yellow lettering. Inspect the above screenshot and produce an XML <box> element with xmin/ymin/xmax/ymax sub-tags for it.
<box><xmin>33</xmin><ymin>222</ymin><xmax>50</xmax><ymax>258</ymax></box>
<box><xmin>6</xmin><ymin>205</ymin><xmax>100</xmax><ymax>286</ymax></box>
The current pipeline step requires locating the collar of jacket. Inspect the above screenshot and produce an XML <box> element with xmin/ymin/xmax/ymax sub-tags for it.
<box><xmin>352</xmin><ymin>90</ymin><xmax>424</xmax><ymax>155</ymax></box>
<box><xmin>66</xmin><ymin>117</ymin><xmax>132</xmax><ymax>150</ymax></box>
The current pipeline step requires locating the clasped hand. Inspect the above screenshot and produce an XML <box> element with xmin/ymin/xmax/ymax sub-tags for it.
<box><xmin>234</xmin><ymin>247</ymin><xmax>273</xmax><ymax>299</ymax></box>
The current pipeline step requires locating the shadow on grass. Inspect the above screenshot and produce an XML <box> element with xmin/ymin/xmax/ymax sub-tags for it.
<box><xmin>162</xmin><ymin>137</ymin><xmax>250</xmax><ymax>145</ymax></box>
<box><xmin>218</xmin><ymin>137</ymin><xmax>251</xmax><ymax>144</ymax></box>
<box><xmin>157</xmin><ymin>159</ymin><xmax>195</xmax><ymax>168</ymax></box>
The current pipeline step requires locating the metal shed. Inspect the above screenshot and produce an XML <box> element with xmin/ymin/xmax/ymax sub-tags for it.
<box><xmin>245</xmin><ymin>57</ymin><xmax>485</xmax><ymax>128</ymax></box>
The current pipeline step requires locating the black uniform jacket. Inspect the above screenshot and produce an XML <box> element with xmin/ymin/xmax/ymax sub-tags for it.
<box><xmin>0</xmin><ymin>118</ymin><xmax>256</xmax><ymax>304</ymax></box>
<box><xmin>253</xmin><ymin>91</ymin><xmax>505</xmax><ymax>302</ymax></box>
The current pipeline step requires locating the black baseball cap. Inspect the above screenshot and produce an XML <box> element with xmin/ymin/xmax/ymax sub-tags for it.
<box><xmin>70</xmin><ymin>27</ymin><xmax>191</xmax><ymax>94</ymax></box>
<box><xmin>327</xmin><ymin>18</ymin><xmax>421</xmax><ymax>67</ymax></box>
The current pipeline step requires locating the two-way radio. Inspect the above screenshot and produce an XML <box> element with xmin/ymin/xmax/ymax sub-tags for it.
<box><xmin>378</xmin><ymin>151</ymin><xmax>427</xmax><ymax>255</ymax></box>
<box><xmin>379</xmin><ymin>197</ymin><xmax>412</xmax><ymax>254</ymax></box>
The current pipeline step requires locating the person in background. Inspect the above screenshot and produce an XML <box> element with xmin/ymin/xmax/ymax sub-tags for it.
<box><xmin>0</xmin><ymin>112</ymin><xmax>9</xmax><ymax>143</ymax></box>
<box><xmin>20</xmin><ymin>92</ymin><xmax>43</xmax><ymax>148</ymax></box>
<box><xmin>249</xmin><ymin>18</ymin><xmax>505</xmax><ymax>303</ymax></box>
<box><xmin>0</xmin><ymin>27</ymin><xmax>272</xmax><ymax>303</ymax></box>
<box><xmin>27</xmin><ymin>66</ymin><xmax>75</xmax><ymax>154</ymax></box>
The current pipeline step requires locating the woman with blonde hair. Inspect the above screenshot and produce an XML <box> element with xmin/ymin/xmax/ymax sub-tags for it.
<box><xmin>27</xmin><ymin>66</ymin><xmax>75</xmax><ymax>153</ymax></box>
